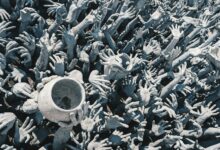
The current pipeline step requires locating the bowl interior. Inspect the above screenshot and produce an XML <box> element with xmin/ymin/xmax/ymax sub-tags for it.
<box><xmin>51</xmin><ymin>79</ymin><xmax>84</xmax><ymax>110</ymax></box>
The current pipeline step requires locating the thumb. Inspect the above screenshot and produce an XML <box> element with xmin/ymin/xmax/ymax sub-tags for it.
<box><xmin>152</xmin><ymin>120</ymin><xmax>156</xmax><ymax>125</ymax></box>
<box><xmin>0</xmin><ymin>68</ymin><xmax>4</xmax><ymax>76</ymax></box>
<box><xmin>15</xmin><ymin>120</ymin><xmax>19</xmax><ymax>131</ymax></box>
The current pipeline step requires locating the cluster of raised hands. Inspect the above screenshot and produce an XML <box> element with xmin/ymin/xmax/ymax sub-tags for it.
<box><xmin>1</xmin><ymin>0</ymin><xmax>220</xmax><ymax>149</ymax></box>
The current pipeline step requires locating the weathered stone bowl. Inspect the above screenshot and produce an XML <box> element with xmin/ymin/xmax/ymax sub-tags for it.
<box><xmin>38</xmin><ymin>77</ymin><xmax>85</xmax><ymax>123</ymax></box>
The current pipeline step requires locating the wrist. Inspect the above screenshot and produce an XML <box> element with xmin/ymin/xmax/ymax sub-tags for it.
<box><xmin>173</xmin><ymin>36</ymin><xmax>181</xmax><ymax>40</ymax></box>
<box><xmin>196</xmin><ymin>115</ymin><xmax>209</xmax><ymax>124</ymax></box>
<box><xmin>84</xmin><ymin>17</ymin><xmax>93</xmax><ymax>24</ymax></box>
<box><xmin>13</xmin><ymin>137</ymin><xmax>20</xmax><ymax>146</ymax></box>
